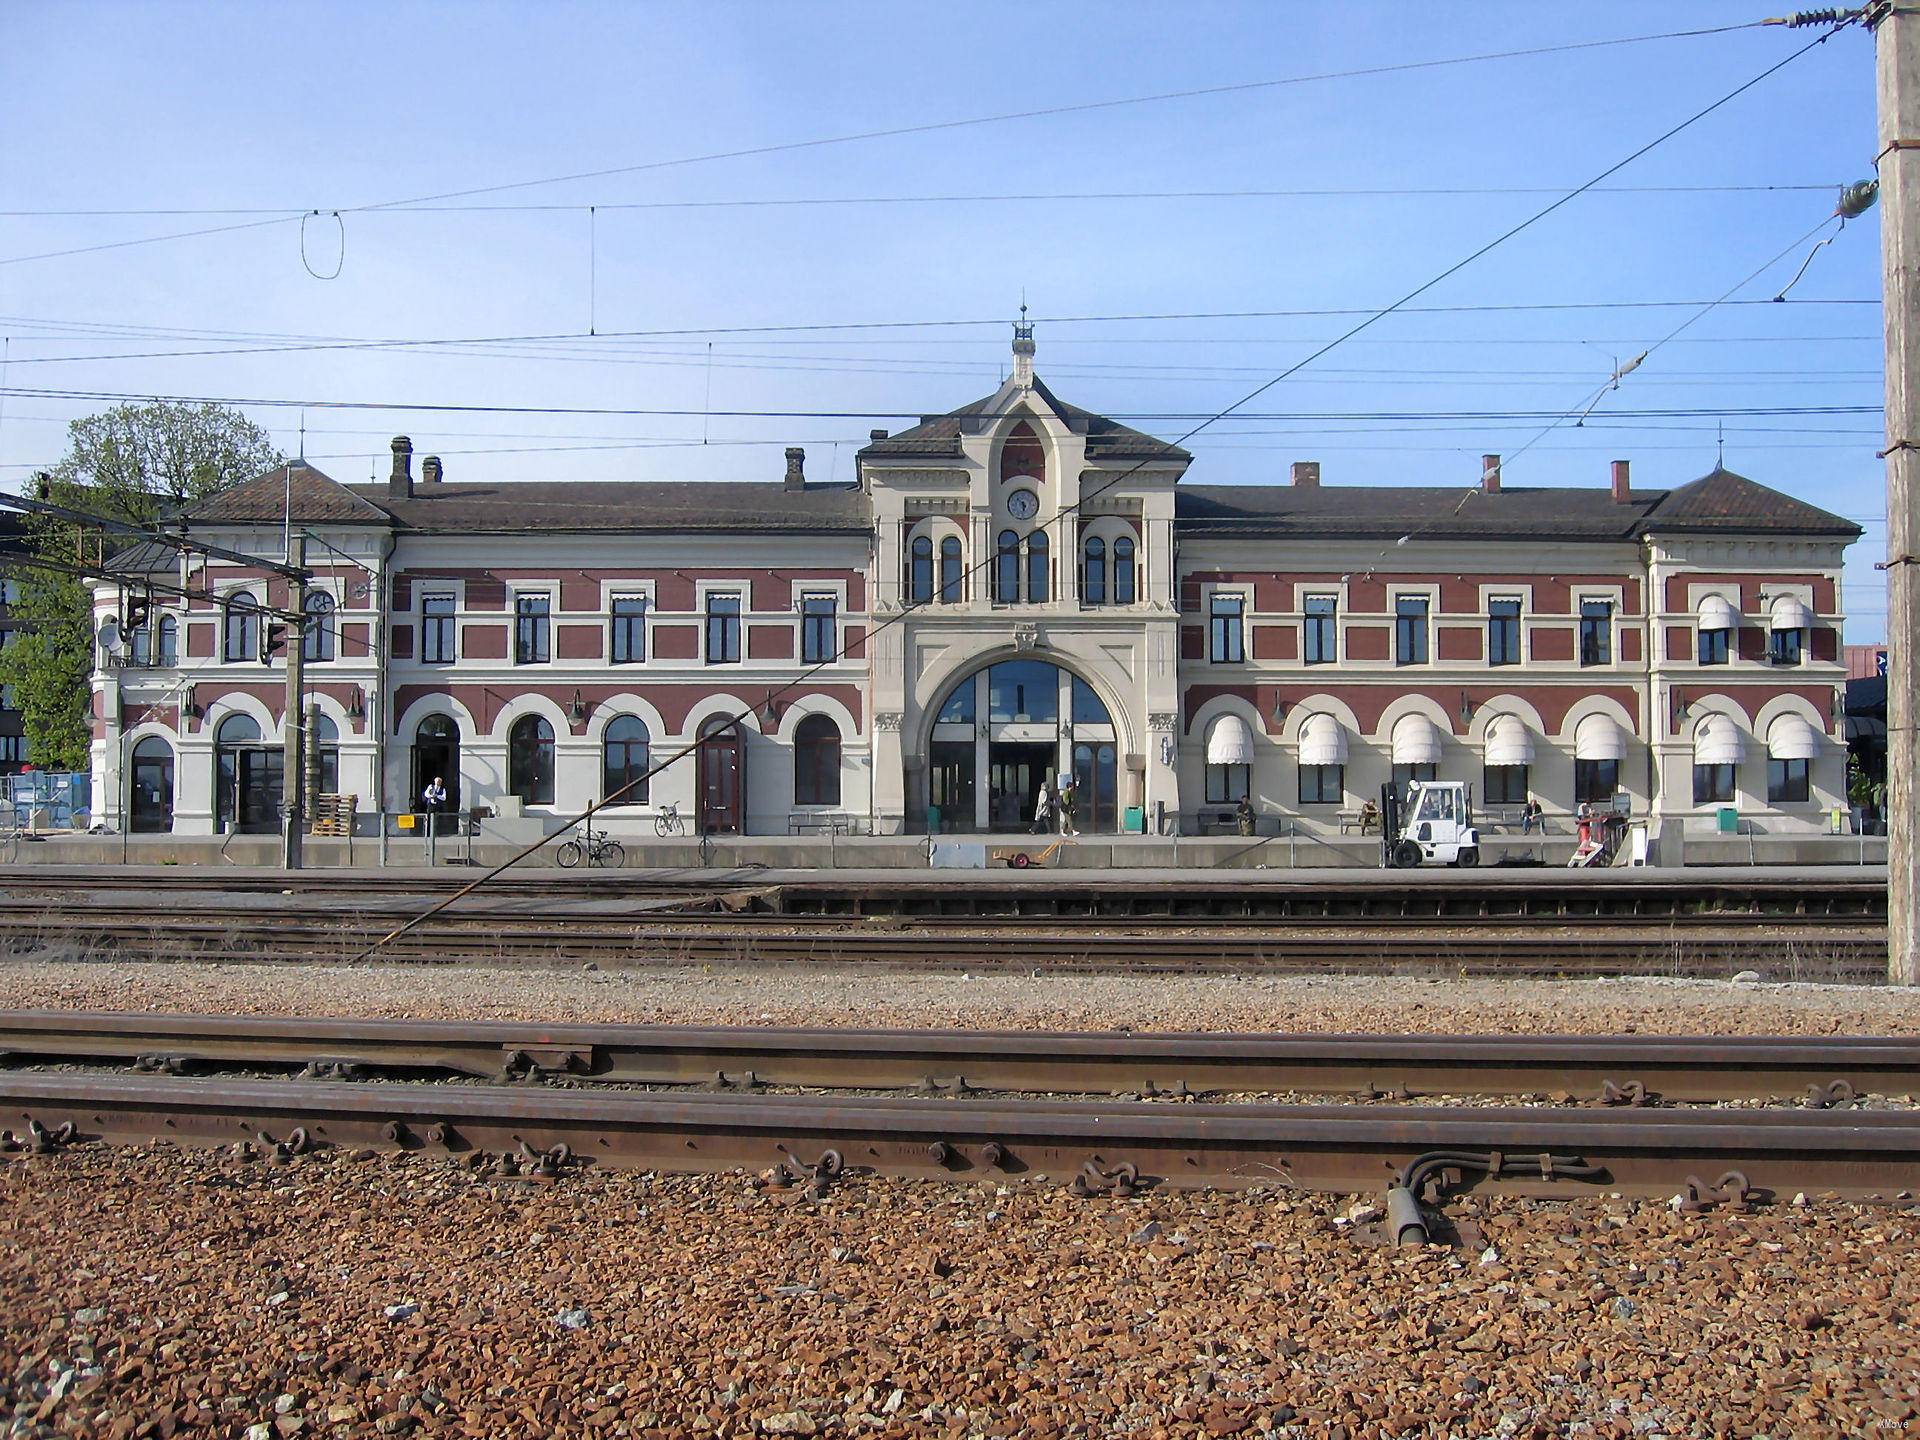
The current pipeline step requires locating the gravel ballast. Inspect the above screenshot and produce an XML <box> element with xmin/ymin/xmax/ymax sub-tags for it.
<box><xmin>0</xmin><ymin>960</ymin><xmax>1916</xmax><ymax>1036</ymax></box>
<box><xmin>4</xmin><ymin>1146</ymin><xmax>1917</xmax><ymax>1438</ymax></box>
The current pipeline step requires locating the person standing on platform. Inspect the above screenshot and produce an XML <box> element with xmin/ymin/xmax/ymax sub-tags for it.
<box><xmin>422</xmin><ymin>775</ymin><xmax>447</xmax><ymax>835</ymax></box>
<box><xmin>1031</xmin><ymin>781</ymin><xmax>1054</xmax><ymax>835</ymax></box>
<box><xmin>1059</xmin><ymin>778</ymin><xmax>1078</xmax><ymax>836</ymax></box>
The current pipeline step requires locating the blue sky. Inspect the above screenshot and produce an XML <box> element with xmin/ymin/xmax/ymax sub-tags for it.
<box><xmin>0</xmin><ymin>2</ymin><xmax>1889</xmax><ymax>637</ymax></box>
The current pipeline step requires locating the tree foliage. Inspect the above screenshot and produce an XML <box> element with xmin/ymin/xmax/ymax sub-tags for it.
<box><xmin>1</xmin><ymin>403</ymin><xmax>281</xmax><ymax>772</ymax></box>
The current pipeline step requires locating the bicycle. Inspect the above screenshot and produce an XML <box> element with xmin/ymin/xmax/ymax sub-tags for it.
<box><xmin>556</xmin><ymin>830</ymin><xmax>626</xmax><ymax>869</ymax></box>
<box><xmin>653</xmin><ymin>802</ymin><xmax>686</xmax><ymax>837</ymax></box>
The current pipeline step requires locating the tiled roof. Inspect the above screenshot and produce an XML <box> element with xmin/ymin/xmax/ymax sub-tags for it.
<box><xmin>1177</xmin><ymin>467</ymin><xmax>1859</xmax><ymax>542</ymax></box>
<box><xmin>351</xmin><ymin>480</ymin><xmax>871</xmax><ymax>533</ymax></box>
<box><xmin>1640</xmin><ymin>466</ymin><xmax>1861</xmax><ymax>536</ymax></box>
<box><xmin>187</xmin><ymin>462</ymin><xmax>393</xmax><ymax>524</ymax></box>
<box><xmin>860</xmin><ymin>373</ymin><xmax>1191</xmax><ymax>463</ymax></box>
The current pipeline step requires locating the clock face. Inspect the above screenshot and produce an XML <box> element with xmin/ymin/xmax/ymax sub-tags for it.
<box><xmin>1007</xmin><ymin>489</ymin><xmax>1039</xmax><ymax>520</ymax></box>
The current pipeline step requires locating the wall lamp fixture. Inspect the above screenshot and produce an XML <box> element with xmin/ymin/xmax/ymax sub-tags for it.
<box><xmin>567</xmin><ymin>689</ymin><xmax>587</xmax><ymax>727</ymax></box>
<box><xmin>1458</xmin><ymin>691</ymin><xmax>1475</xmax><ymax>724</ymax></box>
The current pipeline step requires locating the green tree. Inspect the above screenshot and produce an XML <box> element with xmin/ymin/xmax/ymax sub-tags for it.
<box><xmin>2</xmin><ymin>403</ymin><xmax>281</xmax><ymax>772</ymax></box>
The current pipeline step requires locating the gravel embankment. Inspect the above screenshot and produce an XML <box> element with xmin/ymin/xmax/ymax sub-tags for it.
<box><xmin>0</xmin><ymin>959</ymin><xmax>1915</xmax><ymax>1036</ymax></box>
<box><xmin>4</xmin><ymin>1146</ymin><xmax>1916</xmax><ymax>1439</ymax></box>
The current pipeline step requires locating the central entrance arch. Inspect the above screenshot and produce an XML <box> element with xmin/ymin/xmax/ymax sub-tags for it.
<box><xmin>926</xmin><ymin>658</ymin><xmax>1120</xmax><ymax>833</ymax></box>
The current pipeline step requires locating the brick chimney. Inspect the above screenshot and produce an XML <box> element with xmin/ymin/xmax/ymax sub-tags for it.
<box><xmin>869</xmin><ymin>429</ymin><xmax>888</xmax><ymax>443</ymax></box>
<box><xmin>1290</xmin><ymin>461</ymin><xmax>1321</xmax><ymax>488</ymax></box>
<box><xmin>421</xmin><ymin>455</ymin><xmax>443</xmax><ymax>485</ymax></box>
<box><xmin>1611</xmin><ymin>459</ymin><xmax>1631</xmax><ymax>503</ymax></box>
<box><xmin>784</xmin><ymin>447</ymin><xmax>805</xmax><ymax>491</ymax></box>
<box><xmin>1481</xmin><ymin>454</ymin><xmax>1501</xmax><ymax>494</ymax></box>
<box><xmin>388</xmin><ymin>436</ymin><xmax>413</xmax><ymax>500</ymax></box>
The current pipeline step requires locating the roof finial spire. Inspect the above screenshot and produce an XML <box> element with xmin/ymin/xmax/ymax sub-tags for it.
<box><xmin>1011</xmin><ymin>293</ymin><xmax>1035</xmax><ymax>389</ymax></box>
<box><xmin>1717</xmin><ymin>419</ymin><xmax>1725</xmax><ymax>467</ymax></box>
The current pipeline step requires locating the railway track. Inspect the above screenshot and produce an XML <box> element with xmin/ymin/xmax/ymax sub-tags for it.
<box><xmin>5</xmin><ymin>1070</ymin><xmax>1917</xmax><ymax>1206</ymax></box>
<box><xmin>0</xmin><ymin>899</ymin><xmax>1885</xmax><ymax>974</ymax></box>
<box><xmin>4</xmin><ymin>1010</ymin><xmax>1914</xmax><ymax>1103</ymax></box>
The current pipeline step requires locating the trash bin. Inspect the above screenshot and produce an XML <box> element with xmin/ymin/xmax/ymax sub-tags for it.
<box><xmin>1716</xmin><ymin>806</ymin><xmax>1739</xmax><ymax>834</ymax></box>
<box><xmin>926</xmin><ymin>805</ymin><xmax>941</xmax><ymax>836</ymax></box>
<box><xmin>1122</xmin><ymin>805</ymin><xmax>1145</xmax><ymax>834</ymax></box>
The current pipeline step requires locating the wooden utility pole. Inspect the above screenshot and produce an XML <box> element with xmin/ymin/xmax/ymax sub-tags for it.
<box><xmin>282</xmin><ymin>535</ymin><xmax>307</xmax><ymax>871</ymax></box>
<box><xmin>1877</xmin><ymin>1</ymin><xmax>1920</xmax><ymax>984</ymax></box>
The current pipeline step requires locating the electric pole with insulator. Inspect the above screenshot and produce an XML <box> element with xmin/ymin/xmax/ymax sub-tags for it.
<box><xmin>282</xmin><ymin>535</ymin><xmax>307</xmax><ymax>871</ymax></box>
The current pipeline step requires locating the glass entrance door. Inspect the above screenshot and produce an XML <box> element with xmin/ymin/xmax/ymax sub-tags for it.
<box><xmin>1072</xmin><ymin>742</ymin><xmax>1118</xmax><ymax>833</ymax></box>
<box><xmin>235</xmin><ymin>748</ymin><xmax>284</xmax><ymax>834</ymax></box>
<box><xmin>130</xmin><ymin>738</ymin><xmax>174</xmax><ymax>833</ymax></box>
<box><xmin>988</xmin><ymin>743</ymin><xmax>1054</xmax><ymax>832</ymax></box>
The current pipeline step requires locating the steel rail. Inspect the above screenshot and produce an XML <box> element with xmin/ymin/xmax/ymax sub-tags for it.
<box><xmin>4</xmin><ymin>1070</ymin><xmax>1918</xmax><ymax>1199</ymax></box>
<box><xmin>3</xmin><ymin>1011</ymin><xmax>1916</xmax><ymax>1102</ymax></box>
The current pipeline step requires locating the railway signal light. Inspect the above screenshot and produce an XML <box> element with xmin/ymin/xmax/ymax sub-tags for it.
<box><xmin>124</xmin><ymin>593</ymin><xmax>150</xmax><ymax>630</ymax></box>
<box><xmin>261</xmin><ymin>620</ymin><xmax>288</xmax><ymax>666</ymax></box>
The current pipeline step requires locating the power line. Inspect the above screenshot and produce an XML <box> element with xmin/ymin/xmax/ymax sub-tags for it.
<box><xmin>0</xmin><ymin>21</ymin><xmax>1777</xmax><ymax>270</ymax></box>
<box><xmin>0</xmin><ymin>181</ymin><xmax>1846</xmax><ymax>219</ymax></box>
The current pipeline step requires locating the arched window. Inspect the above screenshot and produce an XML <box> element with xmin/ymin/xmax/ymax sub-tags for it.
<box><xmin>1026</xmin><ymin>529</ymin><xmax>1050</xmax><ymax>604</ymax></box>
<box><xmin>794</xmin><ymin>714</ymin><xmax>841</xmax><ymax>807</ymax></box>
<box><xmin>508</xmin><ymin>715</ymin><xmax>555</xmax><ymax>806</ymax></box>
<box><xmin>939</xmin><ymin>535</ymin><xmax>963</xmax><ymax>603</ymax></box>
<box><xmin>303</xmin><ymin>592</ymin><xmax>336</xmax><ymax>662</ymax></box>
<box><xmin>223</xmin><ymin>591</ymin><xmax>258</xmax><ymax>662</ymax></box>
<box><xmin>603</xmin><ymin>715</ymin><xmax>651</xmax><ymax>804</ymax></box>
<box><xmin>1083</xmin><ymin>535</ymin><xmax>1106</xmax><ymax>606</ymax></box>
<box><xmin>412</xmin><ymin>714</ymin><xmax>461</xmax><ymax>815</ymax></box>
<box><xmin>908</xmin><ymin>533</ymin><xmax>934</xmax><ymax>604</ymax></box>
<box><xmin>214</xmin><ymin>712</ymin><xmax>264</xmax><ymax>833</ymax></box>
<box><xmin>1113</xmin><ymin>535</ymin><xmax>1136</xmax><ymax>605</ymax></box>
<box><xmin>995</xmin><ymin>530</ymin><xmax>1021</xmax><ymax>604</ymax></box>
<box><xmin>130</xmin><ymin>735</ymin><xmax>174</xmax><ymax>833</ymax></box>
<box><xmin>310</xmin><ymin>711</ymin><xmax>339</xmax><ymax>795</ymax></box>
<box><xmin>133</xmin><ymin>612</ymin><xmax>178</xmax><ymax>667</ymax></box>
<box><xmin>999</xmin><ymin>419</ymin><xmax>1045</xmax><ymax>485</ymax></box>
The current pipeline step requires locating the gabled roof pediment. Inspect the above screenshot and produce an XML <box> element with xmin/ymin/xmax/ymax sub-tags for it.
<box><xmin>185</xmin><ymin>461</ymin><xmax>394</xmax><ymax>525</ymax></box>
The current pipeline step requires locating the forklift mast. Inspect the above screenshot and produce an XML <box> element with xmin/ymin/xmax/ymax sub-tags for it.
<box><xmin>1378</xmin><ymin>782</ymin><xmax>1402</xmax><ymax>868</ymax></box>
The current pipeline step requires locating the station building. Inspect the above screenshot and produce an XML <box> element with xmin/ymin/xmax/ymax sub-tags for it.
<box><xmin>90</xmin><ymin>330</ymin><xmax>1860</xmax><ymax>854</ymax></box>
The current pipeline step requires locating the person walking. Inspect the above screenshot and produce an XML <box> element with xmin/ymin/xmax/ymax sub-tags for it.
<box><xmin>1031</xmin><ymin>781</ymin><xmax>1054</xmax><ymax>835</ymax></box>
<box><xmin>1058</xmin><ymin>778</ymin><xmax>1078</xmax><ymax>836</ymax></box>
<box><xmin>422</xmin><ymin>775</ymin><xmax>447</xmax><ymax>835</ymax></box>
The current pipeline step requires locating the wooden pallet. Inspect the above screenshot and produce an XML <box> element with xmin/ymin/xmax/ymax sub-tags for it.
<box><xmin>308</xmin><ymin>793</ymin><xmax>356</xmax><ymax>836</ymax></box>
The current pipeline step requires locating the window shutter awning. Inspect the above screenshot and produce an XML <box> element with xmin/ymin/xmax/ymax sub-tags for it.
<box><xmin>1204</xmin><ymin>713</ymin><xmax>1255</xmax><ymax>766</ymax></box>
<box><xmin>1297</xmin><ymin>713</ymin><xmax>1348</xmax><ymax>766</ymax></box>
<box><xmin>1483</xmin><ymin>715</ymin><xmax>1535</xmax><ymax>766</ymax></box>
<box><xmin>1390</xmin><ymin>713</ymin><xmax>1443</xmax><ymax>765</ymax></box>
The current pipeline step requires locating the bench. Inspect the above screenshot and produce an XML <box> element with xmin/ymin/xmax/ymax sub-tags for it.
<box><xmin>1337</xmin><ymin>809</ymin><xmax>1381</xmax><ymax>835</ymax></box>
<box><xmin>788</xmin><ymin>812</ymin><xmax>857</xmax><ymax>835</ymax></box>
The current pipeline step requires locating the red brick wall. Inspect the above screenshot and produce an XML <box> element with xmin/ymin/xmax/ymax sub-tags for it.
<box><xmin>748</xmin><ymin>625</ymin><xmax>794</xmax><ymax>660</ymax></box>
<box><xmin>463</xmin><ymin>624</ymin><xmax>507</xmax><ymax>660</ymax></box>
<box><xmin>1180</xmin><ymin>626</ymin><xmax>1204</xmax><ymax>660</ymax></box>
<box><xmin>1251</xmin><ymin>625</ymin><xmax>1296</xmax><ymax>661</ymax></box>
<box><xmin>559</xmin><ymin>576</ymin><xmax>600</xmax><ymax>612</ymax></box>
<box><xmin>186</xmin><ymin>623</ymin><xmax>214</xmax><ymax>659</ymax></box>
<box><xmin>1666</xmin><ymin>625</ymin><xmax>1690</xmax><ymax>661</ymax></box>
<box><xmin>1346</xmin><ymin>626</ymin><xmax>1389</xmax><ymax>661</ymax></box>
<box><xmin>392</xmin><ymin>682</ymin><xmax>864</xmax><ymax>737</ymax></box>
<box><xmin>653</xmin><ymin>625</ymin><xmax>699</xmax><ymax>660</ymax></box>
<box><xmin>1437</xmin><ymin>626</ymin><xmax>1480</xmax><ymax>662</ymax></box>
<box><xmin>391</xmin><ymin>624</ymin><xmax>414</xmax><ymax>661</ymax></box>
<box><xmin>556</xmin><ymin>624</ymin><xmax>601</xmax><ymax>661</ymax></box>
<box><xmin>1620</xmin><ymin>628</ymin><xmax>1642</xmax><ymax>664</ymax></box>
<box><xmin>1530</xmin><ymin>627</ymin><xmax>1573</xmax><ymax>662</ymax></box>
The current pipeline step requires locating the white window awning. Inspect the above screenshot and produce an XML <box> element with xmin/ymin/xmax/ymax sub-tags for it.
<box><xmin>1769</xmin><ymin>595</ymin><xmax>1813</xmax><ymax>631</ymax></box>
<box><xmin>1573</xmin><ymin>713</ymin><xmax>1626</xmax><ymax>761</ymax></box>
<box><xmin>1390</xmin><ymin>713</ymin><xmax>1443</xmax><ymax>765</ymax></box>
<box><xmin>1698</xmin><ymin>594</ymin><xmax>1738</xmax><ymax>632</ymax></box>
<box><xmin>1767</xmin><ymin>713</ymin><xmax>1821</xmax><ymax>761</ymax></box>
<box><xmin>1205</xmin><ymin>713</ymin><xmax>1255</xmax><ymax>766</ymax></box>
<box><xmin>1483</xmin><ymin>715</ymin><xmax>1535</xmax><ymax>766</ymax></box>
<box><xmin>1297</xmin><ymin>712</ymin><xmax>1348</xmax><ymax>766</ymax></box>
<box><xmin>1694</xmin><ymin>714</ymin><xmax>1747</xmax><ymax>766</ymax></box>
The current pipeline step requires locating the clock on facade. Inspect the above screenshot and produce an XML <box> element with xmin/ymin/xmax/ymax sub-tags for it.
<box><xmin>1006</xmin><ymin>489</ymin><xmax>1039</xmax><ymax>520</ymax></box>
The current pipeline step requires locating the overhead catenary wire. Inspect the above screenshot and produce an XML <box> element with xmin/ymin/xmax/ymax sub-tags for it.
<box><xmin>350</xmin><ymin>12</ymin><xmax>1850</xmax><ymax>961</ymax></box>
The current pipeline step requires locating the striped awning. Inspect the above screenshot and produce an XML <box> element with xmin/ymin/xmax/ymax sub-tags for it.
<box><xmin>1767</xmin><ymin>713</ymin><xmax>1820</xmax><ymax>761</ymax></box>
<box><xmin>1484</xmin><ymin>715</ymin><xmax>1534</xmax><ymax>766</ymax></box>
<box><xmin>1297</xmin><ymin>713</ymin><xmax>1348</xmax><ymax>766</ymax></box>
<box><xmin>1573</xmin><ymin>713</ymin><xmax>1626</xmax><ymax>761</ymax></box>
<box><xmin>1698</xmin><ymin>594</ymin><xmax>1738</xmax><ymax>632</ymax></box>
<box><xmin>1770</xmin><ymin>594</ymin><xmax>1813</xmax><ymax>631</ymax></box>
<box><xmin>1205</xmin><ymin>713</ymin><xmax>1255</xmax><ymax>766</ymax></box>
<box><xmin>1694</xmin><ymin>714</ymin><xmax>1747</xmax><ymax>766</ymax></box>
<box><xmin>1390</xmin><ymin>713</ymin><xmax>1443</xmax><ymax>765</ymax></box>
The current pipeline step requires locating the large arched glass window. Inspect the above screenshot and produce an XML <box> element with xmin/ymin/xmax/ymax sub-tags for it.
<box><xmin>939</xmin><ymin>535</ymin><xmax>963</xmax><ymax>603</ymax></box>
<box><xmin>1083</xmin><ymin>535</ymin><xmax>1106</xmax><ymax>606</ymax></box>
<box><xmin>794</xmin><ymin>714</ymin><xmax>841</xmax><ymax>806</ymax></box>
<box><xmin>994</xmin><ymin>530</ymin><xmax>1021</xmax><ymax>604</ymax></box>
<box><xmin>508</xmin><ymin>715</ymin><xmax>555</xmax><ymax>806</ymax></box>
<box><xmin>303</xmin><ymin>592</ymin><xmax>336</xmax><ymax>662</ymax></box>
<box><xmin>223</xmin><ymin>591</ymin><xmax>258</xmax><ymax>662</ymax></box>
<box><xmin>999</xmin><ymin>419</ymin><xmax>1045</xmax><ymax>485</ymax></box>
<box><xmin>603</xmin><ymin>715</ymin><xmax>651</xmax><ymax>804</ymax></box>
<box><xmin>1113</xmin><ymin>535</ymin><xmax>1136</xmax><ymax>605</ymax></box>
<box><xmin>1026</xmin><ymin>529</ymin><xmax>1050</xmax><ymax>604</ymax></box>
<box><xmin>908</xmin><ymin>534</ymin><xmax>933</xmax><ymax>604</ymax></box>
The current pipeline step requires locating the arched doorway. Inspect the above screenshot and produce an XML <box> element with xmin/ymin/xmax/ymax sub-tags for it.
<box><xmin>926</xmin><ymin>658</ymin><xmax>1120</xmax><ymax>833</ymax></box>
<box><xmin>698</xmin><ymin>716</ymin><xmax>745</xmax><ymax>833</ymax></box>
<box><xmin>214</xmin><ymin>713</ymin><xmax>282</xmax><ymax>834</ymax></box>
<box><xmin>411</xmin><ymin>715</ymin><xmax>461</xmax><ymax>815</ymax></box>
<box><xmin>130</xmin><ymin>736</ymin><xmax>174</xmax><ymax>833</ymax></box>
